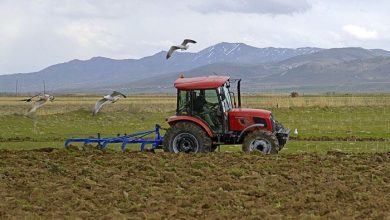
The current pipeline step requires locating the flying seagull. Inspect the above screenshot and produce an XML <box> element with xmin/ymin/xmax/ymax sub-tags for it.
<box><xmin>166</xmin><ymin>39</ymin><xmax>197</xmax><ymax>59</ymax></box>
<box><xmin>27</xmin><ymin>94</ymin><xmax>55</xmax><ymax>114</ymax></box>
<box><xmin>93</xmin><ymin>91</ymin><xmax>127</xmax><ymax>116</ymax></box>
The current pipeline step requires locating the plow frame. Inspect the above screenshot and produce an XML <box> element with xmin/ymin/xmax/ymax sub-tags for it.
<box><xmin>64</xmin><ymin>124</ymin><xmax>163</xmax><ymax>152</ymax></box>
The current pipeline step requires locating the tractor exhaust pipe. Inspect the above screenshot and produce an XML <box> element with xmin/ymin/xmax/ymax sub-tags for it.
<box><xmin>237</xmin><ymin>79</ymin><xmax>241</xmax><ymax>108</ymax></box>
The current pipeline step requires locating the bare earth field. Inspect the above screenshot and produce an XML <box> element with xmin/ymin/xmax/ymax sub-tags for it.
<box><xmin>0</xmin><ymin>148</ymin><xmax>389</xmax><ymax>219</ymax></box>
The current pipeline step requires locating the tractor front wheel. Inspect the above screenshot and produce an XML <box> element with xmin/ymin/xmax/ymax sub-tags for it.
<box><xmin>163</xmin><ymin>122</ymin><xmax>212</xmax><ymax>153</ymax></box>
<box><xmin>242</xmin><ymin>130</ymin><xmax>279</xmax><ymax>154</ymax></box>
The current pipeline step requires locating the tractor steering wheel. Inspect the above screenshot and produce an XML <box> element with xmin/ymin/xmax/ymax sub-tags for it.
<box><xmin>199</xmin><ymin>102</ymin><xmax>219</xmax><ymax>115</ymax></box>
<box><xmin>206</xmin><ymin>102</ymin><xmax>218</xmax><ymax>108</ymax></box>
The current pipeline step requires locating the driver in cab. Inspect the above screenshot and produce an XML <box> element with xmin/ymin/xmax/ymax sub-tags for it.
<box><xmin>193</xmin><ymin>92</ymin><xmax>217</xmax><ymax>129</ymax></box>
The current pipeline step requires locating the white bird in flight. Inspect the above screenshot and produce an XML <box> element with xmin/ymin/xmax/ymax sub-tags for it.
<box><xmin>26</xmin><ymin>94</ymin><xmax>55</xmax><ymax>114</ymax></box>
<box><xmin>92</xmin><ymin>91</ymin><xmax>127</xmax><ymax>116</ymax></box>
<box><xmin>166</xmin><ymin>39</ymin><xmax>197</xmax><ymax>59</ymax></box>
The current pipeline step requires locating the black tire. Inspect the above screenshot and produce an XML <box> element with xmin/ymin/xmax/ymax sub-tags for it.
<box><xmin>163</xmin><ymin>122</ymin><xmax>212</xmax><ymax>153</ymax></box>
<box><xmin>242</xmin><ymin>130</ymin><xmax>279</xmax><ymax>154</ymax></box>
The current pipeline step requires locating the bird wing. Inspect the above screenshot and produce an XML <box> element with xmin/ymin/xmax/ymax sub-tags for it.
<box><xmin>20</xmin><ymin>95</ymin><xmax>38</xmax><ymax>102</ymax></box>
<box><xmin>111</xmin><ymin>91</ymin><xmax>126</xmax><ymax>98</ymax></box>
<box><xmin>27</xmin><ymin>99</ymin><xmax>47</xmax><ymax>114</ymax></box>
<box><xmin>93</xmin><ymin>98</ymin><xmax>109</xmax><ymax>116</ymax></box>
<box><xmin>166</xmin><ymin>46</ymin><xmax>180</xmax><ymax>59</ymax></box>
<box><xmin>181</xmin><ymin>39</ymin><xmax>197</xmax><ymax>46</ymax></box>
<box><xmin>20</xmin><ymin>98</ymin><xmax>32</xmax><ymax>102</ymax></box>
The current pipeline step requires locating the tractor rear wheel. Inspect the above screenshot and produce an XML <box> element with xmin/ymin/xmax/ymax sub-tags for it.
<box><xmin>163</xmin><ymin>122</ymin><xmax>212</xmax><ymax>153</ymax></box>
<box><xmin>242</xmin><ymin>130</ymin><xmax>279</xmax><ymax>154</ymax></box>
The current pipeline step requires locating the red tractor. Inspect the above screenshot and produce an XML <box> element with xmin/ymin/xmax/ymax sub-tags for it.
<box><xmin>163</xmin><ymin>75</ymin><xmax>290</xmax><ymax>154</ymax></box>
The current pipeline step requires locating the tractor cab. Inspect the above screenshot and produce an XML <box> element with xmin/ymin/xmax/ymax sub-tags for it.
<box><xmin>176</xmin><ymin>79</ymin><xmax>232</xmax><ymax>134</ymax></box>
<box><xmin>164</xmin><ymin>75</ymin><xmax>290</xmax><ymax>154</ymax></box>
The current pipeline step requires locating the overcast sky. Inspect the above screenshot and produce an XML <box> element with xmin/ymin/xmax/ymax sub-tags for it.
<box><xmin>1</xmin><ymin>0</ymin><xmax>390</xmax><ymax>75</ymax></box>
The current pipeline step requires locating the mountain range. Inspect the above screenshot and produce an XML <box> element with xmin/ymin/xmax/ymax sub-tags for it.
<box><xmin>1</xmin><ymin>42</ymin><xmax>390</xmax><ymax>94</ymax></box>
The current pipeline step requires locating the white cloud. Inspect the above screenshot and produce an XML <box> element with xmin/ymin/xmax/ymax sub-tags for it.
<box><xmin>60</xmin><ymin>23</ymin><xmax>112</xmax><ymax>48</ymax></box>
<box><xmin>191</xmin><ymin>0</ymin><xmax>311</xmax><ymax>15</ymax></box>
<box><xmin>342</xmin><ymin>25</ymin><xmax>378</xmax><ymax>40</ymax></box>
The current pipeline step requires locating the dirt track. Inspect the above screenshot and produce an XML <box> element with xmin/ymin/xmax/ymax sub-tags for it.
<box><xmin>0</xmin><ymin>149</ymin><xmax>389</xmax><ymax>219</ymax></box>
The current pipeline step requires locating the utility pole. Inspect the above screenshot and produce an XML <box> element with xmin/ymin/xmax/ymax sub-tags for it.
<box><xmin>15</xmin><ymin>79</ymin><xmax>18</xmax><ymax>96</ymax></box>
<box><xmin>43</xmin><ymin>80</ymin><xmax>46</xmax><ymax>94</ymax></box>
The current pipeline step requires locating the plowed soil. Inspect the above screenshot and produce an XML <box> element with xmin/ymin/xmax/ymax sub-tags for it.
<box><xmin>0</xmin><ymin>149</ymin><xmax>389</xmax><ymax>219</ymax></box>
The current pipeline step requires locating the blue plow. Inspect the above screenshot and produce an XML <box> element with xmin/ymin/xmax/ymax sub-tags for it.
<box><xmin>64</xmin><ymin>124</ymin><xmax>163</xmax><ymax>152</ymax></box>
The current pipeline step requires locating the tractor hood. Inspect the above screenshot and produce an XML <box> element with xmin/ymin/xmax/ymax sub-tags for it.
<box><xmin>228</xmin><ymin>108</ymin><xmax>273</xmax><ymax>132</ymax></box>
<box><xmin>229</xmin><ymin>108</ymin><xmax>271</xmax><ymax>118</ymax></box>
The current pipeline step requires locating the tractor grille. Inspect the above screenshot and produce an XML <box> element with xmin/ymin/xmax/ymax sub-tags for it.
<box><xmin>270</xmin><ymin>114</ymin><xmax>276</xmax><ymax>131</ymax></box>
<box><xmin>253</xmin><ymin>117</ymin><xmax>267</xmax><ymax>127</ymax></box>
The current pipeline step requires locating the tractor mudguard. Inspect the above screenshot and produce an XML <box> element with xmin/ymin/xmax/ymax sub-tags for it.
<box><xmin>167</xmin><ymin>116</ymin><xmax>214</xmax><ymax>137</ymax></box>
<box><xmin>237</xmin><ymin>123</ymin><xmax>267</xmax><ymax>142</ymax></box>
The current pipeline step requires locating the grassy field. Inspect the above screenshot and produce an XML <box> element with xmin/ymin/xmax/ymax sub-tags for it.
<box><xmin>0</xmin><ymin>94</ymin><xmax>389</xmax><ymax>153</ymax></box>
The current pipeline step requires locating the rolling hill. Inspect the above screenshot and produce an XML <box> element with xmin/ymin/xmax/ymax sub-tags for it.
<box><xmin>1</xmin><ymin>42</ymin><xmax>389</xmax><ymax>94</ymax></box>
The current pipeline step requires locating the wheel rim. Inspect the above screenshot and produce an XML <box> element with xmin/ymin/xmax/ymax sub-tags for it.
<box><xmin>172</xmin><ymin>133</ymin><xmax>199</xmax><ymax>153</ymax></box>
<box><xmin>249</xmin><ymin>139</ymin><xmax>272</xmax><ymax>154</ymax></box>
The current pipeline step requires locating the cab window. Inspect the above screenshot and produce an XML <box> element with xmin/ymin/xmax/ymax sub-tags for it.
<box><xmin>177</xmin><ymin>90</ymin><xmax>190</xmax><ymax>115</ymax></box>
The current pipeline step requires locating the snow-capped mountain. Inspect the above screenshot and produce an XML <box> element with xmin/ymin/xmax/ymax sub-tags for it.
<box><xmin>192</xmin><ymin>42</ymin><xmax>322</xmax><ymax>64</ymax></box>
<box><xmin>1</xmin><ymin>42</ymin><xmax>390</xmax><ymax>93</ymax></box>
<box><xmin>0</xmin><ymin>42</ymin><xmax>322</xmax><ymax>93</ymax></box>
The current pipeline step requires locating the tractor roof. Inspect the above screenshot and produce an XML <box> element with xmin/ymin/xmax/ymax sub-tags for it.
<box><xmin>174</xmin><ymin>75</ymin><xmax>230</xmax><ymax>90</ymax></box>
